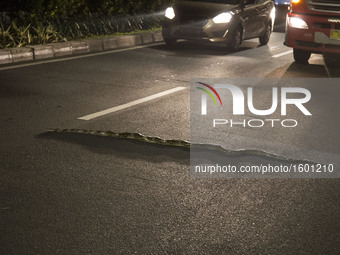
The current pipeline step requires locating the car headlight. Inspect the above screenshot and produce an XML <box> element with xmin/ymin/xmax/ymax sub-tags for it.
<box><xmin>165</xmin><ymin>7</ymin><xmax>175</xmax><ymax>20</ymax></box>
<box><xmin>213</xmin><ymin>12</ymin><xmax>232</xmax><ymax>24</ymax></box>
<box><xmin>288</xmin><ymin>17</ymin><xmax>308</xmax><ymax>29</ymax></box>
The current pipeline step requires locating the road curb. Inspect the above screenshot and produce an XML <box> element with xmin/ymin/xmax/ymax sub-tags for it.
<box><xmin>0</xmin><ymin>49</ymin><xmax>13</xmax><ymax>64</ymax></box>
<box><xmin>0</xmin><ymin>31</ymin><xmax>163</xmax><ymax>65</ymax></box>
<box><xmin>10</xmin><ymin>48</ymin><xmax>34</xmax><ymax>63</ymax></box>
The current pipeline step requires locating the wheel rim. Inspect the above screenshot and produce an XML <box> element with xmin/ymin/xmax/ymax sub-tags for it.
<box><xmin>266</xmin><ymin>25</ymin><xmax>271</xmax><ymax>38</ymax></box>
<box><xmin>234</xmin><ymin>31</ymin><xmax>241</xmax><ymax>48</ymax></box>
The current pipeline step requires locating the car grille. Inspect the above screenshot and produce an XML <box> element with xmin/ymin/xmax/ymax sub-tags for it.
<box><xmin>175</xmin><ymin>27</ymin><xmax>207</xmax><ymax>38</ymax></box>
<box><xmin>178</xmin><ymin>15</ymin><xmax>209</xmax><ymax>26</ymax></box>
<box><xmin>314</xmin><ymin>22</ymin><xmax>331</xmax><ymax>29</ymax></box>
<box><xmin>308</xmin><ymin>0</ymin><xmax>340</xmax><ymax>13</ymax></box>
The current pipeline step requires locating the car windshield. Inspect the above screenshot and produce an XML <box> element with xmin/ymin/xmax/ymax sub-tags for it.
<box><xmin>185</xmin><ymin>0</ymin><xmax>240</xmax><ymax>4</ymax></box>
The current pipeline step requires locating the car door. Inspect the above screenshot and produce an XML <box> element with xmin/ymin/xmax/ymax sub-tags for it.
<box><xmin>241</xmin><ymin>0</ymin><xmax>261</xmax><ymax>39</ymax></box>
<box><xmin>252</xmin><ymin>0</ymin><xmax>272</xmax><ymax>36</ymax></box>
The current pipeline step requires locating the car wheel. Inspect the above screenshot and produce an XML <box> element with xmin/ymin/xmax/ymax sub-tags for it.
<box><xmin>228</xmin><ymin>27</ymin><xmax>242</xmax><ymax>51</ymax></box>
<box><xmin>323</xmin><ymin>53</ymin><xmax>340</xmax><ymax>68</ymax></box>
<box><xmin>259</xmin><ymin>22</ymin><xmax>271</xmax><ymax>45</ymax></box>
<box><xmin>293</xmin><ymin>49</ymin><xmax>311</xmax><ymax>64</ymax></box>
<box><xmin>164</xmin><ymin>37</ymin><xmax>177</xmax><ymax>47</ymax></box>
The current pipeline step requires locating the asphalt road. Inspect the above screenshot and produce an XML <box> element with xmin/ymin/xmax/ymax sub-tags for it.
<box><xmin>0</xmin><ymin>28</ymin><xmax>339</xmax><ymax>254</ymax></box>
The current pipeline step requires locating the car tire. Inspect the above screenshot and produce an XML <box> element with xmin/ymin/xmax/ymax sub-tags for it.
<box><xmin>293</xmin><ymin>49</ymin><xmax>311</xmax><ymax>64</ymax></box>
<box><xmin>323</xmin><ymin>53</ymin><xmax>340</xmax><ymax>68</ymax></box>
<box><xmin>259</xmin><ymin>22</ymin><xmax>271</xmax><ymax>45</ymax></box>
<box><xmin>228</xmin><ymin>27</ymin><xmax>242</xmax><ymax>51</ymax></box>
<box><xmin>164</xmin><ymin>37</ymin><xmax>177</xmax><ymax>47</ymax></box>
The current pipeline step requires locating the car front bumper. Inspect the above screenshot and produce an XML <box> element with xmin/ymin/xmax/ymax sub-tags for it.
<box><xmin>162</xmin><ymin>18</ymin><xmax>235</xmax><ymax>43</ymax></box>
<box><xmin>285</xmin><ymin>12</ymin><xmax>340</xmax><ymax>54</ymax></box>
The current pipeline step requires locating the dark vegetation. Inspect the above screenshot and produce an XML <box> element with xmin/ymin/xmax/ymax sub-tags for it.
<box><xmin>0</xmin><ymin>0</ymin><xmax>174</xmax><ymax>48</ymax></box>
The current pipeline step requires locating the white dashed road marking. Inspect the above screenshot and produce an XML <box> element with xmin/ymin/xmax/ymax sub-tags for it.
<box><xmin>272</xmin><ymin>50</ymin><xmax>293</xmax><ymax>58</ymax></box>
<box><xmin>78</xmin><ymin>86</ymin><xmax>186</xmax><ymax>120</ymax></box>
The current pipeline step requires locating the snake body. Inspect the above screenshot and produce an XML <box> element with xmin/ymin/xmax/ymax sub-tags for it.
<box><xmin>47</xmin><ymin>128</ymin><xmax>317</xmax><ymax>164</ymax></box>
<box><xmin>48</xmin><ymin>128</ymin><xmax>190</xmax><ymax>148</ymax></box>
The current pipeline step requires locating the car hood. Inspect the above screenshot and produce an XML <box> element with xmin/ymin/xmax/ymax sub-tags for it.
<box><xmin>174</xmin><ymin>0</ymin><xmax>240</xmax><ymax>21</ymax></box>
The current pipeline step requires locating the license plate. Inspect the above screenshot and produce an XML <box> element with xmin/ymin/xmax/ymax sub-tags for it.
<box><xmin>330</xmin><ymin>29</ymin><xmax>340</xmax><ymax>40</ymax></box>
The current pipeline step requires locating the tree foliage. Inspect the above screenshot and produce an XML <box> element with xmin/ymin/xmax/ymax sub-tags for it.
<box><xmin>0</xmin><ymin>0</ymin><xmax>175</xmax><ymax>48</ymax></box>
<box><xmin>0</xmin><ymin>0</ymin><xmax>174</xmax><ymax>21</ymax></box>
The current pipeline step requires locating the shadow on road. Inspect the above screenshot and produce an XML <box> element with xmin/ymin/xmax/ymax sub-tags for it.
<box><xmin>282</xmin><ymin>62</ymin><xmax>330</xmax><ymax>77</ymax></box>
<box><xmin>323</xmin><ymin>54</ymin><xmax>340</xmax><ymax>77</ymax></box>
<box><xmin>38</xmin><ymin>130</ymin><xmax>315</xmax><ymax>177</ymax></box>
<box><xmin>266</xmin><ymin>54</ymin><xmax>340</xmax><ymax>78</ymax></box>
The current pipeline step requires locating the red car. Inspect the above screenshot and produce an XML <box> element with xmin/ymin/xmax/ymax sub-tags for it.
<box><xmin>284</xmin><ymin>0</ymin><xmax>340</xmax><ymax>63</ymax></box>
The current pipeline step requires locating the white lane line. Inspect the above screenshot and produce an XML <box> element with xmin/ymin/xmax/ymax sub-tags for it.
<box><xmin>272</xmin><ymin>50</ymin><xmax>293</xmax><ymax>58</ymax></box>
<box><xmin>78</xmin><ymin>86</ymin><xmax>186</xmax><ymax>121</ymax></box>
<box><xmin>0</xmin><ymin>42</ymin><xmax>164</xmax><ymax>71</ymax></box>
